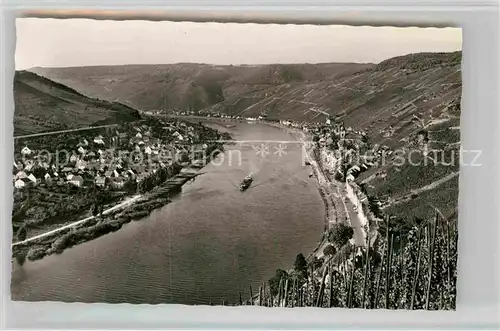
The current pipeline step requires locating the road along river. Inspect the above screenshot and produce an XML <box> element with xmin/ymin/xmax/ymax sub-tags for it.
<box><xmin>11</xmin><ymin>120</ymin><xmax>325</xmax><ymax>305</ymax></box>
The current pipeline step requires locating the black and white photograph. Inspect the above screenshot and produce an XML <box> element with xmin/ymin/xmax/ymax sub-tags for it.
<box><xmin>10</xmin><ymin>13</ymin><xmax>462</xmax><ymax>310</ymax></box>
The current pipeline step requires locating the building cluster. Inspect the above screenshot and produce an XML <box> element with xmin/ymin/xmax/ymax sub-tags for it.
<box><xmin>12</xmin><ymin>121</ymin><xmax>205</xmax><ymax>191</ymax></box>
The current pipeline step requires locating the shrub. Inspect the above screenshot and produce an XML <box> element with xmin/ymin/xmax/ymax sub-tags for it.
<box><xmin>269</xmin><ymin>269</ymin><xmax>289</xmax><ymax>297</ymax></box>
<box><xmin>27</xmin><ymin>247</ymin><xmax>47</xmax><ymax>261</ymax></box>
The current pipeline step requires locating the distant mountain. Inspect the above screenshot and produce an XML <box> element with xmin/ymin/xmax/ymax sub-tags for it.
<box><xmin>30</xmin><ymin>62</ymin><xmax>373</xmax><ymax>113</ymax></box>
<box><xmin>13</xmin><ymin>71</ymin><xmax>141</xmax><ymax>135</ymax></box>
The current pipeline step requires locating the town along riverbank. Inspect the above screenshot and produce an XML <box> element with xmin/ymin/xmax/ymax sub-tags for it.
<box><xmin>12</xmin><ymin>136</ymin><xmax>230</xmax><ymax>264</ymax></box>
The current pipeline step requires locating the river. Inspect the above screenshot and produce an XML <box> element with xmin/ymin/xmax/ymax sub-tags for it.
<box><xmin>10</xmin><ymin>121</ymin><xmax>325</xmax><ymax>305</ymax></box>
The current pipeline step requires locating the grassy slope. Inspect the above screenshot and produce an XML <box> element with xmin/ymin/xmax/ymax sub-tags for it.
<box><xmin>14</xmin><ymin>71</ymin><xmax>141</xmax><ymax>135</ymax></box>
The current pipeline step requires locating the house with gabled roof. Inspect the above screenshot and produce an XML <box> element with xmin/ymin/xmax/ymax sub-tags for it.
<box><xmin>76</xmin><ymin>159</ymin><xmax>87</xmax><ymax>171</ymax></box>
<box><xmin>62</xmin><ymin>166</ymin><xmax>73</xmax><ymax>173</ymax></box>
<box><xmin>24</xmin><ymin>163</ymin><xmax>34</xmax><ymax>172</ymax></box>
<box><xmin>110</xmin><ymin>177</ymin><xmax>126</xmax><ymax>189</ymax></box>
<box><xmin>94</xmin><ymin>136</ymin><xmax>105</xmax><ymax>145</ymax></box>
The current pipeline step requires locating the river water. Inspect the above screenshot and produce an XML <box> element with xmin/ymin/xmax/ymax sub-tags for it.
<box><xmin>10</xmin><ymin>121</ymin><xmax>324</xmax><ymax>305</ymax></box>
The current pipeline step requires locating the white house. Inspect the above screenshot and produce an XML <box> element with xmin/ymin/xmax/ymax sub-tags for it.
<box><xmin>69</xmin><ymin>154</ymin><xmax>78</xmax><ymax>163</ymax></box>
<box><xmin>111</xmin><ymin>178</ymin><xmax>125</xmax><ymax>189</ymax></box>
<box><xmin>67</xmin><ymin>173</ymin><xmax>74</xmax><ymax>181</ymax></box>
<box><xmin>24</xmin><ymin>163</ymin><xmax>34</xmax><ymax>172</ymax></box>
<box><xmin>15</xmin><ymin>171</ymin><xmax>28</xmax><ymax>180</ymax></box>
<box><xmin>95</xmin><ymin>176</ymin><xmax>106</xmax><ymax>187</ymax></box>
<box><xmin>27</xmin><ymin>173</ymin><xmax>37</xmax><ymax>185</ymax></box>
<box><xmin>21</xmin><ymin>146</ymin><xmax>31</xmax><ymax>155</ymax></box>
<box><xmin>78</xmin><ymin>146</ymin><xmax>86</xmax><ymax>154</ymax></box>
<box><xmin>76</xmin><ymin>159</ymin><xmax>87</xmax><ymax>170</ymax></box>
<box><xmin>62</xmin><ymin>167</ymin><xmax>73</xmax><ymax>173</ymax></box>
<box><xmin>44</xmin><ymin>173</ymin><xmax>51</xmax><ymax>180</ymax></box>
<box><xmin>94</xmin><ymin>136</ymin><xmax>105</xmax><ymax>145</ymax></box>
<box><xmin>136</xmin><ymin>132</ymin><xmax>143</xmax><ymax>139</ymax></box>
<box><xmin>144</xmin><ymin>146</ymin><xmax>152</xmax><ymax>155</ymax></box>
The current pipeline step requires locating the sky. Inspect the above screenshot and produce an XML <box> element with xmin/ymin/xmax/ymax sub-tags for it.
<box><xmin>15</xmin><ymin>18</ymin><xmax>462</xmax><ymax>70</ymax></box>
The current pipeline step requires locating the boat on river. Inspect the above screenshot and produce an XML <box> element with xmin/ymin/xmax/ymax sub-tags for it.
<box><xmin>240</xmin><ymin>173</ymin><xmax>253</xmax><ymax>191</ymax></box>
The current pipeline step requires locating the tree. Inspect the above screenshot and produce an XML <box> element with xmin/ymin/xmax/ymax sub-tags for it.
<box><xmin>323</xmin><ymin>244</ymin><xmax>337</xmax><ymax>257</ymax></box>
<box><xmin>294</xmin><ymin>253</ymin><xmax>308</xmax><ymax>276</ymax></box>
<box><xmin>328</xmin><ymin>223</ymin><xmax>354</xmax><ymax>249</ymax></box>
